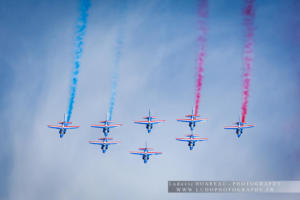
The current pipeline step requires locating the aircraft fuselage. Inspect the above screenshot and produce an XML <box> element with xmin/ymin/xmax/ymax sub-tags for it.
<box><xmin>142</xmin><ymin>154</ymin><xmax>150</xmax><ymax>164</ymax></box>
<box><xmin>146</xmin><ymin>123</ymin><xmax>153</xmax><ymax>133</ymax></box>
<box><xmin>188</xmin><ymin>141</ymin><xmax>196</xmax><ymax>150</ymax></box>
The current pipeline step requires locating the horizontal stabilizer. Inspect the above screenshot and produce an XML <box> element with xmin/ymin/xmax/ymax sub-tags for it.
<box><xmin>138</xmin><ymin>147</ymin><xmax>153</xmax><ymax>150</ymax></box>
<box><xmin>89</xmin><ymin>141</ymin><xmax>120</xmax><ymax>145</ymax></box>
<box><xmin>177</xmin><ymin>118</ymin><xmax>208</xmax><ymax>122</ymax></box>
<box><xmin>98</xmin><ymin>137</ymin><xmax>113</xmax><ymax>140</ymax></box>
<box><xmin>99</xmin><ymin>120</ymin><xmax>113</xmax><ymax>123</ymax></box>
<box><xmin>185</xmin><ymin>114</ymin><xmax>201</xmax><ymax>117</ymax></box>
<box><xmin>58</xmin><ymin>121</ymin><xmax>72</xmax><ymax>124</ymax></box>
<box><xmin>185</xmin><ymin>134</ymin><xmax>200</xmax><ymax>137</ymax></box>
<box><xmin>143</xmin><ymin>116</ymin><xmax>158</xmax><ymax>119</ymax></box>
<box><xmin>129</xmin><ymin>151</ymin><xmax>145</xmax><ymax>155</ymax></box>
<box><xmin>176</xmin><ymin>138</ymin><xmax>208</xmax><ymax>142</ymax></box>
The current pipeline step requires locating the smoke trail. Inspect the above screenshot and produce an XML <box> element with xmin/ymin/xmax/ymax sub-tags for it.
<box><xmin>108</xmin><ymin>2</ymin><xmax>127</xmax><ymax>121</ymax></box>
<box><xmin>67</xmin><ymin>0</ymin><xmax>91</xmax><ymax>122</ymax></box>
<box><xmin>241</xmin><ymin>0</ymin><xmax>255</xmax><ymax>123</ymax></box>
<box><xmin>194</xmin><ymin>0</ymin><xmax>208</xmax><ymax>116</ymax></box>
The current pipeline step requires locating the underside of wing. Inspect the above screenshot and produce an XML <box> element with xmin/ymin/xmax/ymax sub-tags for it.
<box><xmin>48</xmin><ymin>125</ymin><xmax>63</xmax><ymax>129</ymax></box>
<box><xmin>176</xmin><ymin>119</ymin><xmax>192</xmax><ymax>122</ymax></box>
<box><xmin>147</xmin><ymin>152</ymin><xmax>162</xmax><ymax>155</ymax></box>
<box><xmin>224</xmin><ymin>126</ymin><xmax>239</xmax><ymax>130</ymax></box>
<box><xmin>106</xmin><ymin>141</ymin><xmax>120</xmax><ymax>144</ymax></box>
<box><xmin>191</xmin><ymin>138</ymin><xmax>208</xmax><ymax>141</ymax></box>
<box><xmin>64</xmin><ymin>126</ymin><xmax>80</xmax><ymax>129</ymax></box>
<box><xmin>176</xmin><ymin>138</ymin><xmax>191</xmax><ymax>142</ymax></box>
<box><xmin>134</xmin><ymin>121</ymin><xmax>149</xmax><ymax>124</ymax></box>
<box><xmin>149</xmin><ymin>120</ymin><xmax>165</xmax><ymax>124</ymax></box>
<box><xmin>107</xmin><ymin>124</ymin><xmax>122</xmax><ymax>128</ymax></box>
<box><xmin>90</xmin><ymin>125</ymin><xmax>106</xmax><ymax>128</ymax></box>
<box><xmin>89</xmin><ymin>141</ymin><xmax>120</xmax><ymax>145</ymax></box>
<box><xmin>129</xmin><ymin>151</ymin><xmax>144</xmax><ymax>155</ymax></box>
<box><xmin>193</xmin><ymin>118</ymin><xmax>208</xmax><ymax>122</ymax></box>
<box><xmin>240</xmin><ymin>125</ymin><xmax>255</xmax><ymax>129</ymax></box>
<box><xmin>89</xmin><ymin>141</ymin><xmax>104</xmax><ymax>145</ymax></box>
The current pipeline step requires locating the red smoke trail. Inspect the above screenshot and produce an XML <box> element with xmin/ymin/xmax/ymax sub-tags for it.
<box><xmin>194</xmin><ymin>0</ymin><xmax>208</xmax><ymax>116</ymax></box>
<box><xmin>241</xmin><ymin>0</ymin><xmax>255</xmax><ymax>123</ymax></box>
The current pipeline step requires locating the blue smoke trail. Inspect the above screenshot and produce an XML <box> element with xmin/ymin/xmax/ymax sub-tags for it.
<box><xmin>108</xmin><ymin>1</ymin><xmax>127</xmax><ymax>121</ymax></box>
<box><xmin>67</xmin><ymin>0</ymin><xmax>91</xmax><ymax>122</ymax></box>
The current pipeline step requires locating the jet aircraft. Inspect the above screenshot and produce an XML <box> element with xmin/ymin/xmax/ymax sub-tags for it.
<box><xmin>224</xmin><ymin>120</ymin><xmax>255</xmax><ymax>138</ymax></box>
<box><xmin>134</xmin><ymin>110</ymin><xmax>165</xmax><ymax>133</ymax></box>
<box><xmin>176</xmin><ymin>109</ymin><xmax>208</xmax><ymax>131</ymax></box>
<box><xmin>48</xmin><ymin>114</ymin><xmax>80</xmax><ymax>138</ymax></box>
<box><xmin>90</xmin><ymin>113</ymin><xmax>122</xmax><ymax>136</ymax></box>
<box><xmin>130</xmin><ymin>145</ymin><xmax>162</xmax><ymax>164</ymax></box>
<box><xmin>89</xmin><ymin>137</ymin><xmax>120</xmax><ymax>153</ymax></box>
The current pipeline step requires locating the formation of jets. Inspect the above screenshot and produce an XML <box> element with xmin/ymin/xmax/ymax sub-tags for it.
<box><xmin>48</xmin><ymin>109</ymin><xmax>255</xmax><ymax>163</ymax></box>
<box><xmin>175</xmin><ymin>109</ymin><xmax>208</xmax><ymax>150</ymax></box>
<box><xmin>130</xmin><ymin>110</ymin><xmax>163</xmax><ymax>163</ymax></box>
<box><xmin>88</xmin><ymin>113</ymin><xmax>122</xmax><ymax>153</ymax></box>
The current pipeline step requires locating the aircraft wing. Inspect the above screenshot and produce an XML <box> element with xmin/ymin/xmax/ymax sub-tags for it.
<box><xmin>64</xmin><ymin>126</ymin><xmax>80</xmax><ymax>129</ymax></box>
<box><xmin>105</xmin><ymin>141</ymin><xmax>120</xmax><ymax>145</ymax></box>
<box><xmin>129</xmin><ymin>151</ymin><xmax>145</xmax><ymax>155</ymax></box>
<box><xmin>90</xmin><ymin>124</ymin><xmax>121</xmax><ymax>128</ymax></box>
<box><xmin>177</xmin><ymin>118</ymin><xmax>207</xmax><ymax>123</ymax></box>
<box><xmin>134</xmin><ymin>120</ymin><xmax>165</xmax><ymax>125</ymax></box>
<box><xmin>176</xmin><ymin>138</ymin><xmax>191</xmax><ymax>142</ymax></box>
<box><xmin>146</xmin><ymin>152</ymin><xmax>162</xmax><ymax>155</ymax></box>
<box><xmin>150</xmin><ymin>120</ymin><xmax>165</xmax><ymax>124</ymax></box>
<box><xmin>48</xmin><ymin>125</ymin><xmax>79</xmax><ymax>130</ymax></box>
<box><xmin>240</xmin><ymin>124</ymin><xmax>255</xmax><ymax>128</ymax></box>
<box><xmin>134</xmin><ymin>121</ymin><xmax>149</xmax><ymax>124</ymax></box>
<box><xmin>48</xmin><ymin>125</ymin><xmax>63</xmax><ymax>129</ymax></box>
<box><xmin>89</xmin><ymin>141</ymin><xmax>120</xmax><ymax>145</ymax></box>
<box><xmin>224</xmin><ymin>126</ymin><xmax>239</xmax><ymax>130</ymax></box>
<box><xmin>176</xmin><ymin>119</ymin><xmax>191</xmax><ymax>123</ymax></box>
<box><xmin>176</xmin><ymin>138</ymin><xmax>207</xmax><ymax>142</ymax></box>
<box><xmin>224</xmin><ymin>125</ymin><xmax>255</xmax><ymax>130</ymax></box>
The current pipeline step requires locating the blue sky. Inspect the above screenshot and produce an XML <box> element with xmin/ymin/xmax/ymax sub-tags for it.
<box><xmin>0</xmin><ymin>0</ymin><xmax>299</xmax><ymax>199</ymax></box>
